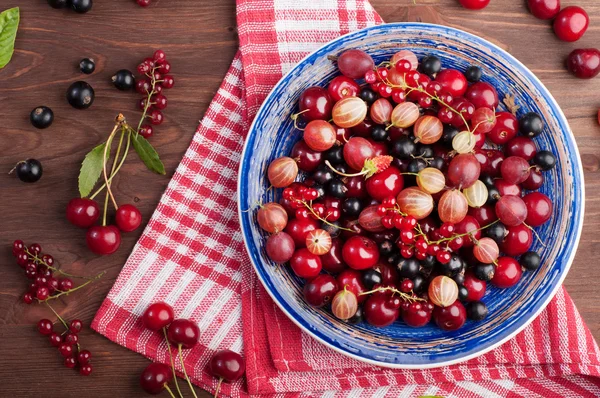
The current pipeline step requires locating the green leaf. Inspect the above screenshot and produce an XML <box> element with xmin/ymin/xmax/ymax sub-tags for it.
<box><xmin>79</xmin><ymin>142</ymin><xmax>110</xmax><ymax>198</ymax></box>
<box><xmin>132</xmin><ymin>134</ymin><xmax>166</xmax><ymax>175</ymax></box>
<box><xmin>0</xmin><ymin>7</ymin><xmax>19</xmax><ymax>69</ymax></box>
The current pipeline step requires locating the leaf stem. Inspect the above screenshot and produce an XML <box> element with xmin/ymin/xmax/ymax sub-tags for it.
<box><xmin>163</xmin><ymin>328</ymin><xmax>184</xmax><ymax>398</ymax></box>
<box><xmin>177</xmin><ymin>345</ymin><xmax>198</xmax><ymax>398</ymax></box>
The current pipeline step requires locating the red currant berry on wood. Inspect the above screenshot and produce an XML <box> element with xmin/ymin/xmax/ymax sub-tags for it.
<box><xmin>137</xmin><ymin>0</ymin><xmax>151</xmax><ymax>7</ymax></box>
<box><xmin>49</xmin><ymin>333</ymin><xmax>62</xmax><ymax>347</ymax></box>
<box><xmin>59</xmin><ymin>278</ymin><xmax>74</xmax><ymax>291</ymax></box>
<box><xmin>58</xmin><ymin>342</ymin><xmax>74</xmax><ymax>358</ymax></box>
<box><xmin>553</xmin><ymin>6</ymin><xmax>589</xmax><ymax>42</ymax></box>
<box><xmin>115</xmin><ymin>204</ymin><xmax>143</xmax><ymax>232</ymax></box>
<box><xmin>78</xmin><ymin>350</ymin><xmax>92</xmax><ymax>364</ymax></box>
<box><xmin>139</xmin><ymin>125</ymin><xmax>154</xmax><ymax>139</ymax></box>
<box><xmin>140</xmin><ymin>363</ymin><xmax>173</xmax><ymax>395</ymax></box>
<box><xmin>167</xmin><ymin>319</ymin><xmax>200</xmax><ymax>349</ymax></box>
<box><xmin>69</xmin><ymin>319</ymin><xmax>83</xmax><ymax>334</ymax></box>
<box><xmin>162</xmin><ymin>75</ymin><xmax>175</xmax><ymax>89</ymax></box>
<box><xmin>37</xmin><ymin>319</ymin><xmax>54</xmax><ymax>335</ymax></box>
<box><xmin>86</xmin><ymin>225</ymin><xmax>122</xmax><ymax>255</ymax></box>
<box><xmin>143</xmin><ymin>302</ymin><xmax>175</xmax><ymax>331</ymax></box>
<box><xmin>36</xmin><ymin>286</ymin><xmax>50</xmax><ymax>300</ymax></box>
<box><xmin>64</xmin><ymin>333</ymin><xmax>79</xmax><ymax>346</ymax></box>
<box><xmin>149</xmin><ymin>110</ymin><xmax>164</xmax><ymax>125</ymax></box>
<box><xmin>458</xmin><ymin>0</ymin><xmax>490</xmax><ymax>10</ymax></box>
<box><xmin>80</xmin><ymin>364</ymin><xmax>93</xmax><ymax>376</ymax></box>
<box><xmin>64</xmin><ymin>356</ymin><xmax>77</xmax><ymax>369</ymax></box>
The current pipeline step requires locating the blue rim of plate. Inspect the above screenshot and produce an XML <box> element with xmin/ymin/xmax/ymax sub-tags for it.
<box><xmin>237</xmin><ymin>22</ymin><xmax>585</xmax><ymax>368</ymax></box>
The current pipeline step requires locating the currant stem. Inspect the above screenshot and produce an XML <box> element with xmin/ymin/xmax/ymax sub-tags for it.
<box><xmin>45</xmin><ymin>301</ymin><xmax>69</xmax><ymax>330</ymax></box>
<box><xmin>24</xmin><ymin>249</ymin><xmax>94</xmax><ymax>280</ymax></box>
<box><xmin>299</xmin><ymin>200</ymin><xmax>354</xmax><ymax>232</ymax></box>
<box><xmin>137</xmin><ymin>66</ymin><xmax>160</xmax><ymax>134</ymax></box>
<box><xmin>213</xmin><ymin>378</ymin><xmax>223</xmax><ymax>398</ymax></box>
<box><xmin>177</xmin><ymin>344</ymin><xmax>198</xmax><ymax>398</ymax></box>
<box><xmin>358</xmin><ymin>286</ymin><xmax>426</xmax><ymax>302</ymax></box>
<box><xmin>38</xmin><ymin>271</ymin><xmax>106</xmax><ymax>303</ymax></box>
<box><xmin>163</xmin><ymin>328</ymin><xmax>184</xmax><ymax>398</ymax></box>
<box><xmin>164</xmin><ymin>385</ymin><xmax>177</xmax><ymax>398</ymax></box>
<box><xmin>427</xmin><ymin>219</ymin><xmax>500</xmax><ymax>245</ymax></box>
<box><xmin>524</xmin><ymin>223</ymin><xmax>548</xmax><ymax>247</ymax></box>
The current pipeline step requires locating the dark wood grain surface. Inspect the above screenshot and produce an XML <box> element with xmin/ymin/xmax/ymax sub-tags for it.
<box><xmin>1</xmin><ymin>1</ymin><xmax>599</xmax><ymax>396</ymax></box>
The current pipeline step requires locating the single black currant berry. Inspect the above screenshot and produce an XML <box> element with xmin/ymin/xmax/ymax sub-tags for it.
<box><xmin>30</xmin><ymin>106</ymin><xmax>54</xmax><ymax>129</ymax></box>
<box><xmin>466</xmin><ymin>301</ymin><xmax>488</xmax><ymax>321</ymax></box>
<box><xmin>334</xmin><ymin>163</ymin><xmax>348</xmax><ymax>175</ymax></box>
<box><xmin>371</xmin><ymin>125</ymin><xmax>388</xmax><ymax>142</ymax></box>
<box><xmin>385</xmin><ymin>252</ymin><xmax>400</xmax><ymax>266</ymax></box>
<box><xmin>323</xmin><ymin>146</ymin><xmax>344</xmax><ymax>164</ymax></box>
<box><xmin>440</xmin><ymin>255</ymin><xmax>464</xmax><ymax>276</ymax></box>
<box><xmin>48</xmin><ymin>0</ymin><xmax>68</xmax><ymax>8</ymax></box>
<box><xmin>359</xmin><ymin>87</ymin><xmax>377</xmax><ymax>105</ymax></box>
<box><xmin>66</xmin><ymin>81</ymin><xmax>95</xmax><ymax>109</ymax></box>
<box><xmin>407</xmin><ymin>158</ymin><xmax>427</xmax><ymax>174</ymax></box>
<box><xmin>362</xmin><ymin>269</ymin><xmax>383</xmax><ymax>290</ymax></box>
<box><xmin>429</xmin><ymin>156</ymin><xmax>445</xmax><ymax>170</ymax></box>
<box><xmin>480</xmin><ymin>174</ymin><xmax>495</xmax><ymax>188</ymax></box>
<box><xmin>312</xmin><ymin>183</ymin><xmax>326</xmax><ymax>199</ymax></box>
<box><xmin>442</xmin><ymin>124</ymin><xmax>459</xmax><ymax>145</ymax></box>
<box><xmin>474</xmin><ymin>263</ymin><xmax>495</xmax><ymax>282</ymax></box>
<box><xmin>412</xmin><ymin>274</ymin><xmax>426</xmax><ymax>293</ymax></box>
<box><xmin>312</xmin><ymin>165</ymin><xmax>335</xmax><ymax>185</ymax></box>
<box><xmin>326</xmin><ymin>179</ymin><xmax>347</xmax><ymax>199</ymax></box>
<box><xmin>396</xmin><ymin>258</ymin><xmax>420</xmax><ymax>279</ymax></box>
<box><xmin>519</xmin><ymin>112</ymin><xmax>544</xmax><ymax>137</ymax></box>
<box><xmin>378</xmin><ymin>239</ymin><xmax>395</xmax><ymax>257</ymax></box>
<box><xmin>348</xmin><ymin>306</ymin><xmax>363</xmax><ymax>324</ymax></box>
<box><xmin>390</xmin><ymin>136</ymin><xmax>416</xmax><ymax>159</ymax></box>
<box><xmin>421</xmin><ymin>255</ymin><xmax>436</xmax><ymax>269</ymax></box>
<box><xmin>79</xmin><ymin>58</ymin><xmax>95</xmax><ymax>74</ymax></box>
<box><xmin>342</xmin><ymin>197</ymin><xmax>363</xmax><ymax>218</ymax></box>
<box><xmin>415</xmin><ymin>144</ymin><xmax>434</xmax><ymax>158</ymax></box>
<box><xmin>520</xmin><ymin>251</ymin><xmax>541</xmax><ymax>271</ymax></box>
<box><xmin>458</xmin><ymin>285</ymin><xmax>469</xmax><ymax>301</ymax></box>
<box><xmin>484</xmin><ymin>222</ymin><xmax>506</xmax><ymax>244</ymax></box>
<box><xmin>532</xmin><ymin>150</ymin><xmax>557</xmax><ymax>171</ymax></box>
<box><xmin>321</xmin><ymin>220</ymin><xmax>341</xmax><ymax>238</ymax></box>
<box><xmin>486</xmin><ymin>186</ymin><xmax>501</xmax><ymax>205</ymax></box>
<box><xmin>111</xmin><ymin>69</ymin><xmax>136</xmax><ymax>91</ymax></box>
<box><xmin>453</xmin><ymin>272</ymin><xmax>465</xmax><ymax>286</ymax></box>
<box><xmin>71</xmin><ymin>0</ymin><xmax>93</xmax><ymax>13</ymax></box>
<box><xmin>464</xmin><ymin>65</ymin><xmax>482</xmax><ymax>82</ymax></box>
<box><xmin>13</xmin><ymin>159</ymin><xmax>43</xmax><ymax>183</ymax></box>
<box><xmin>419</xmin><ymin>55</ymin><xmax>442</xmax><ymax>77</ymax></box>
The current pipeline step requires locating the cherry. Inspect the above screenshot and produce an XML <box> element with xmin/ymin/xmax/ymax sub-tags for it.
<box><xmin>488</xmin><ymin>112</ymin><xmax>518</xmax><ymax>145</ymax></box>
<box><xmin>455</xmin><ymin>215</ymin><xmax>481</xmax><ymax>248</ymax></box>
<box><xmin>567</xmin><ymin>48</ymin><xmax>600</xmax><ymax>79</ymax></box>
<box><xmin>290</xmin><ymin>248</ymin><xmax>322</xmax><ymax>278</ymax></box>
<box><xmin>433</xmin><ymin>300</ymin><xmax>466</xmax><ymax>331</ymax></box>
<box><xmin>291</xmin><ymin>140</ymin><xmax>322</xmax><ymax>172</ymax></box>
<box><xmin>328</xmin><ymin>76</ymin><xmax>360</xmax><ymax>101</ymax></box>
<box><xmin>86</xmin><ymin>225</ymin><xmax>122</xmax><ymax>255</ymax></box>
<box><xmin>465</xmin><ymin>82</ymin><xmax>498</xmax><ymax>110</ymax></box>
<box><xmin>484</xmin><ymin>149</ymin><xmax>504</xmax><ymax>177</ymax></box>
<box><xmin>115</xmin><ymin>204</ymin><xmax>142</xmax><ymax>232</ymax></box>
<box><xmin>495</xmin><ymin>179</ymin><xmax>522</xmax><ymax>197</ymax></box>
<box><xmin>505</xmin><ymin>136</ymin><xmax>537</xmax><ymax>161</ymax></box>
<box><xmin>463</xmin><ymin>272</ymin><xmax>486</xmax><ymax>301</ymax></box>
<box><xmin>402</xmin><ymin>301</ymin><xmax>432</xmax><ymax>327</ymax></box>
<box><xmin>528</xmin><ymin>0</ymin><xmax>560</xmax><ymax>20</ymax></box>
<box><xmin>299</xmin><ymin>86</ymin><xmax>333</xmax><ymax>121</ymax></box>
<box><xmin>37</xmin><ymin>319</ymin><xmax>54</xmax><ymax>335</ymax></box>
<box><xmin>468</xmin><ymin>204</ymin><xmax>497</xmax><ymax>226</ymax></box>
<box><xmin>342</xmin><ymin>236</ymin><xmax>379</xmax><ymax>270</ymax></box>
<box><xmin>492</xmin><ymin>257</ymin><xmax>523</xmax><ymax>288</ymax></box>
<box><xmin>140</xmin><ymin>363</ymin><xmax>173</xmax><ymax>395</ymax></box>
<box><xmin>284</xmin><ymin>218</ymin><xmax>319</xmax><ymax>247</ymax></box>
<box><xmin>435</xmin><ymin>69</ymin><xmax>468</xmax><ymax>97</ymax></box>
<box><xmin>501</xmin><ymin>224</ymin><xmax>533</xmax><ymax>256</ymax></box>
<box><xmin>522</xmin><ymin>168</ymin><xmax>544</xmax><ymax>191</ymax></box>
<box><xmin>320</xmin><ymin>238</ymin><xmax>347</xmax><ymax>273</ymax></box>
<box><xmin>143</xmin><ymin>302</ymin><xmax>175</xmax><ymax>331</ymax></box>
<box><xmin>345</xmin><ymin>176</ymin><xmax>368</xmax><ymax>198</ymax></box>
<box><xmin>209</xmin><ymin>349</ymin><xmax>246</xmax><ymax>384</ymax></box>
<box><xmin>303</xmin><ymin>274</ymin><xmax>338</xmax><ymax>307</ymax></box>
<box><xmin>523</xmin><ymin>192</ymin><xmax>553</xmax><ymax>226</ymax></box>
<box><xmin>365</xmin><ymin>167</ymin><xmax>403</xmax><ymax>201</ymax></box>
<box><xmin>336</xmin><ymin>269</ymin><xmax>367</xmax><ymax>303</ymax></box>
<box><xmin>458</xmin><ymin>0</ymin><xmax>490</xmax><ymax>10</ymax></box>
<box><xmin>167</xmin><ymin>319</ymin><xmax>200</xmax><ymax>349</ymax></box>
<box><xmin>364</xmin><ymin>295</ymin><xmax>400</xmax><ymax>327</ymax></box>
<box><xmin>553</xmin><ymin>6</ymin><xmax>589</xmax><ymax>42</ymax></box>
<box><xmin>66</xmin><ymin>198</ymin><xmax>101</xmax><ymax>228</ymax></box>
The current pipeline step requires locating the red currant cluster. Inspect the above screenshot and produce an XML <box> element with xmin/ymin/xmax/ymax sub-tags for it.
<box><xmin>135</xmin><ymin>50</ymin><xmax>175</xmax><ymax>139</ymax></box>
<box><xmin>37</xmin><ymin>318</ymin><xmax>93</xmax><ymax>376</ymax></box>
<box><xmin>140</xmin><ymin>302</ymin><xmax>245</xmax><ymax>397</ymax></box>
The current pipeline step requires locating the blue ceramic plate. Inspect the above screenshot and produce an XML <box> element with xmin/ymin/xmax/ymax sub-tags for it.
<box><xmin>238</xmin><ymin>23</ymin><xmax>584</xmax><ymax>368</ymax></box>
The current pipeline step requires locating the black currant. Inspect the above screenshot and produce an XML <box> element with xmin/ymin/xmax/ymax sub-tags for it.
<box><xmin>519</xmin><ymin>112</ymin><xmax>544</xmax><ymax>137</ymax></box>
<box><xmin>458</xmin><ymin>285</ymin><xmax>469</xmax><ymax>301</ymax></box>
<box><xmin>466</xmin><ymin>301</ymin><xmax>488</xmax><ymax>321</ymax></box>
<box><xmin>486</xmin><ymin>185</ymin><xmax>501</xmax><ymax>205</ymax></box>
<box><xmin>484</xmin><ymin>222</ymin><xmax>506</xmax><ymax>244</ymax></box>
<box><xmin>396</xmin><ymin>258</ymin><xmax>420</xmax><ymax>279</ymax></box>
<box><xmin>412</xmin><ymin>274</ymin><xmax>426</xmax><ymax>293</ymax></box>
<box><xmin>407</xmin><ymin>158</ymin><xmax>427</xmax><ymax>173</ymax></box>
<box><xmin>421</xmin><ymin>255</ymin><xmax>436</xmax><ymax>269</ymax></box>
<box><xmin>13</xmin><ymin>159</ymin><xmax>43</xmax><ymax>183</ymax></box>
<box><xmin>464</xmin><ymin>65</ymin><xmax>482</xmax><ymax>82</ymax></box>
<box><xmin>441</xmin><ymin>124</ymin><xmax>459</xmax><ymax>145</ymax></box>
<box><xmin>520</xmin><ymin>251</ymin><xmax>541</xmax><ymax>271</ymax></box>
<box><xmin>415</xmin><ymin>144</ymin><xmax>434</xmax><ymax>158</ymax></box>
<box><xmin>323</xmin><ymin>146</ymin><xmax>344</xmax><ymax>164</ymax></box>
<box><xmin>311</xmin><ymin>183</ymin><xmax>326</xmax><ymax>199</ymax></box>
<box><xmin>79</xmin><ymin>58</ymin><xmax>95</xmax><ymax>74</ymax></box>
<box><xmin>390</xmin><ymin>136</ymin><xmax>416</xmax><ymax>159</ymax></box>
<box><xmin>29</xmin><ymin>106</ymin><xmax>54</xmax><ymax>129</ymax></box>
<box><xmin>362</xmin><ymin>269</ymin><xmax>382</xmax><ymax>289</ymax></box>
<box><xmin>440</xmin><ymin>255</ymin><xmax>464</xmax><ymax>276</ymax></box>
<box><xmin>371</xmin><ymin>125</ymin><xmax>388</xmax><ymax>142</ymax></box>
<box><xmin>71</xmin><ymin>0</ymin><xmax>93</xmax><ymax>13</ymax></box>
<box><xmin>419</xmin><ymin>55</ymin><xmax>442</xmax><ymax>77</ymax></box>
<box><xmin>378</xmin><ymin>240</ymin><xmax>395</xmax><ymax>257</ymax></box>
<box><xmin>348</xmin><ymin>306</ymin><xmax>363</xmax><ymax>324</ymax></box>
<box><xmin>532</xmin><ymin>150</ymin><xmax>557</xmax><ymax>171</ymax></box>
<box><xmin>326</xmin><ymin>179</ymin><xmax>347</xmax><ymax>199</ymax></box>
<box><xmin>321</xmin><ymin>220</ymin><xmax>341</xmax><ymax>238</ymax></box>
<box><xmin>359</xmin><ymin>87</ymin><xmax>377</xmax><ymax>105</ymax></box>
<box><xmin>334</xmin><ymin>163</ymin><xmax>348</xmax><ymax>175</ymax></box>
<box><xmin>312</xmin><ymin>165</ymin><xmax>335</xmax><ymax>185</ymax></box>
<box><xmin>66</xmin><ymin>81</ymin><xmax>95</xmax><ymax>109</ymax></box>
<box><xmin>429</xmin><ymin>156</ymin><xmax>445</xmax><ymax>170</ymax></box>
<box><xmin>112</xmin><ymin>69</ymin><xmax>136</xmax><ymax>91</ymax></box>
<box><xmin>453</xmin><ymin>272</ymin><xmax>465</xmax><ymax>286</ymax></box>
<box><xmin>342</xmin><ymin>197</ymin><xmax>363</xmax><ymax>217</ymax></box>
<box><xmin>474</xmin><ymin>263</ymin><xmax>495</xmax><ymax>282</ymax></box>
<box><xmin>480</xmin><ymin>174</ymin><xmax>495</xmax><ymax>188</ymax></box>
<box><xmin>48</xmin><ymin>0</ymin><xmax>68</xmax><ymax>8</ymax></box>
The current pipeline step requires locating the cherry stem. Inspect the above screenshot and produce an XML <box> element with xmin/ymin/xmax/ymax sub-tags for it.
<box><xmin>163</xmin><ymin>328</ymin><xmax>184</xmax><ymax>398</ymax></box>
<box><xmin>177</xmin><ymin>344</ymin><xmax>198</xmax><ymax>398</ymax></box>
<box><xmin>37</xmin><ymin>271</ymin><xmax>106</xmax><ymax>303</ymax></box>
<box><xmin>137</xmin><ymin>66</ymin><xmax>160</xmax><ymax>134</ymax></box>
<box><xmin>89</xmin><ymin>128</ymin><xmax>132</xmax><ymax>200</ymax></box>
<box><xmin>401</xmin><ymin>172</ymin><xmax>419</xmax><ymax>176</ymax></box>
<box><xmin>358</xmin><ymin>286</ymin><xmax>426</xmax><ymax>302</ymax></box>
<box><xmin>164</xmin><ymin>385</ymin><xmax>177</xmax><ymax>398</ymax></box>
<box><xmin>102</xmin><ymin>118</ymin><xmax>123</xmax><ymax>211</ymax></box>
<box><xmin>45</xmin><ymin>301</ymin><xmax>69</xmax><ymax>330</ymax></box>
<box><xmin>324</xmin><ymin>160</ymin><xmax>366</xmax><ymax>178</ymax></box>
<box><xmin>213</xmin><ymin>378</ymin><xmax>223</xmax><ymax>398</ymax></box>
<box><xmin>290</xmin><ymin>109</ymin><xmax>309</xmax><ymax>130</ymax></box>
<box><xmin>524</xmin><ymin>223</ymin><xmax>548</xmax><ymax>248</ymax></box>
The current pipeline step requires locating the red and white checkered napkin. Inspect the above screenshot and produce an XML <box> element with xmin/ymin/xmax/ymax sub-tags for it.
<box><xmin>92</xmin><ymin>0</ymin><xmax>600</xmax><ymax>396</ymax></box>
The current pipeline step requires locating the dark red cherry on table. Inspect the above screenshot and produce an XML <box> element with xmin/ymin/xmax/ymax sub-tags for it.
<box><xmin>209</xmin><ymin>350</ymin><xmax>246</xmax><ymax>382</ymax></box>
<box><xmin>115</xmin><ymin>204</ymin><xmax>142</xmax><ymax>232</ymax></box>
<box><xmin>365</xmin><ymin>167</ymin><xmax>403</xmax><ymax>201</ymax></box>
<box><xmin>488</xmin><ymin>112</ymin><xmax>518</xmax><ymax>145</ymax></box>
<box><xmin>140</xmin><ymin>363</ymin><xmax>173</xmax><ymax>395</ymax></box>
<box><xmin>321</xmin><ymin>238</ymin><xmax>347</xmax><ymax>273</ymax></box>
<box><xmin>463</xmin><ymin>272</ymin><xmax>487</xmax><ymax>301</ymax></box>
<box><xmin>492</xmin><ymin>257</ymin><xmax>523</xmax><ymax>288</ymax></box>
<box><xmin>433</xmin><ymin>300</ymin><xmax>466</xmax><ymax>331</ymax></box>
<box><xmin>66</xmin><ymin>198</ymin><xmax>100</xmax><ymax>228</ymax></box>
<box><xmin>501</xmin><ymin>224</ymin><xmax>533</xmax><ymax>256</ymax></box>
<box><xmin>553</xmin><ymin>6</ymin><xmax>589</xmax><ymax>42</ymax></box>
<box><xmin>86</xmin><ymin>225</ymin><xmax>121</xmax><ymax>255</ymax></box>
<box><xmin>143</xmin><ymin>302</ymin><xmax>175</xmax><ymax>331</ymax></box>
<box><xmin>291</xmin><ymin>140</ymin><xmax>322</xmax><ymax>172</ymax></box>
<box><xmin>290</xmin><ymin>248</ymin><xmax>322</xmax><ymax>278</ymax></box>
<box><xmin>336</xmin><ymin>269</ymin><xmax>367</xmax><ymax>303</ymax></box>
<box><xmin>435</xmin><ymin>69</ymin><xmax>468</xmax><ymax>97</ymax></box>
<box><xmin>465</xmin><ymin>81</ymin><xmax>498</xmax><ymax>109</ymax></box>
<box><xmin>528</xmin><ymin>0</ymin><xmax>560</xmax><ymax>20</ymax></box>
<box><xmin>304</xmin><ymin>274</ymin><xmax>338</xmax><ymax>307</ymax></box>
<box><xmin>167</xmin><ymin>319</ymin><xmax>200</xmax><ymax>349</ymax></box>
<box><xmin>458</xmin><ymin>0</ymin><xmax>490</xmax><ymax>10</ymax></box>
<box><xmin>342</xmin><ymin>235</ymin><xmax>379</xmax><ymax>270</ymax></box>
<box><xmin>567</xmin><ymin>48</ymin><xmax>600</xmax><ymax>79</ymax></box>
<box><xmin>364</xmin><ymin>295</ymin><xmax>400</xmax><ymax>327</ymax></box>
<box><xmin>523</xmin><ymin>192</ymin><xmax>553</xmax><ymax>226</ymax></box>
<box><xmin>284</xmin><ymin>218</ymin><xmax>319</xmax><ymax>247</ymax></box>
<box><xmin>299</xmin><ymin>86</ymin><xmax>333</xmax><ymax>122</ymax></box>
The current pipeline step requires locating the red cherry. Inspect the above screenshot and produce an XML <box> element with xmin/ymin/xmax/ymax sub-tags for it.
<box><xmin>401</xmin><ymin>301</ymin><xmax>432</xmax><ymax>327</ymax></box>
<box><xmin>209</xmin><ymin>350</ymin><xmax>246</xmax><ymax>382</ymax></box>
<box><xmin>458</xmin><ymin>0</ymin><xmax>490</xmax><ymax>9</ymax></box>
<box><xmin>495</xmin><ymin>179</ymin><xmax>522</xmax><ymax>197</ymax></box>
<box><xmin>328</xmin><ymin>76</ymin><xmax>360</xmax><ymax>101</ymax></box>
<box><xmin>528</xmin><ymin>0</ymin><xmax>560</xmax><ymax>20</ymax></box>
<box><xmin>465</xmin><ymin>82</ymin><xmax>498</xmax><ymax>109</ymax></box>
<box><xmin>523</xmin><ymin>192</ymin><xmax>553</xmax><ymax>226</ymax></box>
<box><xmin>342</xmin><ymin>236</ymin><xmax>379</xmax><ymax>270</ymax></box>
<box><xmin>522</xmin><ymin>168</ymin><xmax>544</xmax><ymax>191</ymax></box>
<box><xmin>346</xmin><ymin>176</ymin><xmax>368</xmax><ymax>198</ymax></box>
<box><xmin>433</xmin><ymin>300</ymin><xmax>466</xmax><ymax>330</ymax></box>
<box><xmin>86</xmin><ymin>225</ymin><xmax>121</xmax><ymax>255</ymax></box>
<box><xmin>492</xmin><ymin>257</ymin><xmax>523</xmax><ymax>288</ymax></box>
<box><xmin>463</xmin><ymin>272</ymin><xmax>486</xmax><ymax>301</ymax></box>
<box><xmin>365</xmin><ymin>167</ymin><xmax>404</xmax><ymax>201</ymax></box>
<box><xmin>290</xmin><ymin>248</ymin><xmax>322</xmax><ymax>278</ymax></box>
<box><xmin>140</xmin><ymin>363</ymin><xmax>173</xmax><ymax>395</ymax></box>
<box><xmin>553</xmin><ymin>6</ymin><xmax>589</xmax><ymax>42</ymax></box>
<box><xmin>143</xmin><ymin>302</ymin><xmax>175</xmax><ymax>331</ymax></box>
<box><xmin>66</xmin><ymin>198</ymin><xmax>100</xmax><ymax>228</ymax></box>
<box><xmin>299</xmin><ymin>86</ymin><xmax>333</xmax><ymax>121</ymax></box>
<box><xmin>336</xmin><ymin>269</ymin><xmax>367</xmax><ymax>303</ymax></box>
<box><xmin>567</xmin><ymin>48</ymin><xmax>600</xmax><ymax>79</ymax></box>
<box><xmin>290</xmin><ymin>140</ymin><xmax>322</xmax><ymax>172</ymax></box>
<box><xmin>505</xmin><ymin>136</ymin><xmax>537</xmax><ymax>161</ymax></box>
<box><xmin>364</xmin><ymin>295</ymin><xmax>400</xmax><ymax>327</ymax></box>
<box><xmin>167</xmin><ymin>319</ymin><xmax>200</xmax><ymax>349</ymax></box>
<box><xmin>467</xmin><ymin>204</ymin><xmax>497</xmax><ymax>226</ymax></box>
<box><xmin>484</xmin><ymin>149</ymin><xmax>504</xmax><ymax>177</ymax></box>
<box><xmin>435</xmin><ymin>69</ymin><xmax>468</xmax><ymax>97</ymax></box>
<box><xmin>376</xmin><ymin>262</ymin><xmax>400</xmax><ymax>285</ymax></box>
<box><xmin>303</xmin><ymin>274</ymin><xmax>339</xmax><ymax>307</ymax></box>
<box><xmin>455</xmin><ymin>216</ymin><xmax>481</xmax><ymax>248</ymax></box>
<box><xmin>501</xmin><ymin>224</ymin><xmax>533</xmax><ymax>256</ymax></box>
<box><xmin>115</xmin><ymin>204</ymin><xmax>142</xmax><ymax>232</ymax></box>
<box><xmin>284</xmin><ymin>218</ymin><xmax>319</xmax><ymax>247</ymax></box>
<box><xmin>488</xmin><ymin>112</ymin><xmax>518</xmax><ymax>145</ymax></box>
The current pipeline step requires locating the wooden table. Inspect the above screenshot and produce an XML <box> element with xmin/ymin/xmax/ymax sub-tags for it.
<box><xmin>1</xmin><ymin>1</ymin><xmax>599</xmax><ymax>396</ymax></box>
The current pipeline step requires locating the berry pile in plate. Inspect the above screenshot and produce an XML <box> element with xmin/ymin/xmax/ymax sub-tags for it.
<box><xmin>257</xmin><ymin>49</ymin><xmax>556</xmax><ymax>331</ymax></box>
